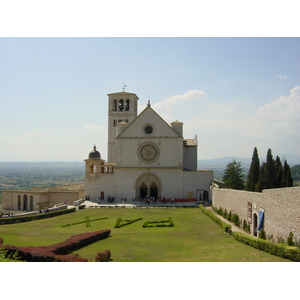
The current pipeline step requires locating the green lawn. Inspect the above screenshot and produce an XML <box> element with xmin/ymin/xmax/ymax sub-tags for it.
<box><xmin>0</xmin><ymin>207</ymin><xmax>290</xmax><ymax>262</ymax></box>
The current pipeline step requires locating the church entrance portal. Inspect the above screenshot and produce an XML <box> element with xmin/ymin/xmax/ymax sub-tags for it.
<box><xmin>136</xmin><ymin>173</ymin><xmax>161</xmax><ymax>200</ymax></box>
<box><xmin>140</xmin><ymin>183</ymin><xmax>148</xmax><ymax>198</ymax></box>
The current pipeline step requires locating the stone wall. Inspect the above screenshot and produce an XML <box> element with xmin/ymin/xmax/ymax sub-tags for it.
<box><xmin>212</xmin><ymin>186</ymin><xmax>300</xmax><ymax>242</ymax></box>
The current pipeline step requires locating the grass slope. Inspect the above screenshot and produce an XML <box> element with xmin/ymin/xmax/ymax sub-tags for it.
<box><xmin>0</xmin><ymin>208</ymin><xmax>290</xmax><ymax>262</ymax></box>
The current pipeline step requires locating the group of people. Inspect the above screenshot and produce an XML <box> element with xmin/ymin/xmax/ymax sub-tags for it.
<box><xmin>139</xmin><ymin>196</ymin><xmax>177</xmax><ymax>205</ymax></box>
<box><xmin>0</xmin><ymin>212</ymin><xmax>13</xmax><ymax>218</ymax></box>
<box><xmin>38</xmin><ymin>207</ymin><xmax>49</xmax><ymax>214</ymax></box>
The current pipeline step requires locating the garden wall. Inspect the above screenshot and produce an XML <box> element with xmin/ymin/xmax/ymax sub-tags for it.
<box><xmin>212</xmin><ymin>186</ymin><xmax>300</xmax><ymax>242</ymax></box>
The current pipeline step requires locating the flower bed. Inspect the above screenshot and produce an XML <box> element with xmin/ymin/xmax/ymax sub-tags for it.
<box><xmin>0</xmin><ymin>229</ymin><xmax>111</xmax><ymax>262</ymax></box>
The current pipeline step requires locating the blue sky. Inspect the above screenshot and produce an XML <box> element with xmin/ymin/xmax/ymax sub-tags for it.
<box><xmin>1</xmin><ymin>37</ymin><xmax>300</xmax><ymax>162</ymax></box>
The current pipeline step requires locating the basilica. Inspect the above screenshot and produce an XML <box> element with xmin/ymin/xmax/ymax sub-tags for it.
<box><xmin>84</xmin><ymin>90</ymin><xmax>213</xmax><ymax>202</ymax></box>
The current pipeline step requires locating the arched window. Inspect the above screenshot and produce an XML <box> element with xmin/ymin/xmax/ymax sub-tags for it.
<box><xmin>90</xmin><ymin>165</ymin><xmax>96</xmax><ymax>174</ymax></box>
<box><xmin>18</xmin><ymin>195</ymin><xmax>21</xmax><ymax>210</ymax></box>
<box><xmin>113</xmin><ymin>99</ymin><xmax>117</xmax><ymax>111</ymax></box>
<box><xmin>30</xmin><ymin>196</ymin><xmax>34</xmax><ymax>210</ymax></box>
<box><xmin>119</xmin><ymin>99</ymin><xmax>124</xmax><ymax>111</ymax></box>
<box><xmin>125</xmin><ymin>99</ymin><xmax>130</xmax><ymax>111</ymax></box>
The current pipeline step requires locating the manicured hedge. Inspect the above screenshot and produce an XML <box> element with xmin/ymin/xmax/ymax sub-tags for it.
<box><xmin>143</xmin><ymin>217</ymin><xmax>174</xmax><ymax>228</ymax></box>
<box><xmin>200</xmin><ymin>205</ymin><xmax>232</xmax><ymax>233</ymax></box>
<box><xmin>232</xmin><ymin>232</ymin><xmax>300</xmax><ymax>262</ymax></box>
<box><xmin>114</xmin><ymin>217</ymin><xmax>143</xmax><ymax>228</ymax></box>
<box><xmin>61</xmin><ymin>217</ymin><xmax>108</xmax><ymax>227</ymax></box>
<box><xmin>1</xmin><ymin>229</ymin><xmax>111</xmax><ymax>262</ymax></box>
<box><xmin>200</xmin><ymin>205</ymin><xmax>300</xmax><ymax>261</ymax></box>
<box><xmin>0</xmin><ymin>207</ymin><xmax>77</xmax><ymax>225</ymax></box>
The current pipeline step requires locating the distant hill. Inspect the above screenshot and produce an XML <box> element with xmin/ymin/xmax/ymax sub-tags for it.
<box><xmin>198</xmin><ymin>153</ymin><xmax>300</xmax><ymax>169</ymax></box>
<box><xmin>198</xmin><ymin>157</ymin><xmax>251</xmax><ymax>169</ymax></box>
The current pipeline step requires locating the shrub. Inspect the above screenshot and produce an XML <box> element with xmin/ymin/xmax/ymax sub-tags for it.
<box><xmin>224</xmin><ymin>209</ymin><xmax>228</xmax><ymax>219</ymax></box>
<box><xmin>95</xmin><ymin>250</ymin><xmax>111</xmax><ymax>262</ymax></box>
<box><xmin>114</xmin><ymin>217</ymin><xmax>143</xmax><ymax>228</ymax></box>
<box><xmin>231</xmin><ymin>213</ymin><xmax>240</xmax><ymax>227</ymax></box>
<box><xmin>61</xmin><ymin>217</ymin><xmax>108</xmax><ymax>227</ymax></box>
<box><xmin>143</xmin><ymin>217</ymin><xmax>174</xmax><ymax>228</ymax></box>
<box><xmin>259</xmin><ymin>228</ymin><xmax>266</xmax><ymax>240</ymax></box>
<box><xmin>287</xmin><ymin>232</ymin><xmax>295</xmax><ymax>246</ymax></box>
<box><xmin>232</xmin><ymin>232</ymin><xmax>300</xmax><ymax>262</ymax></box>
<box><xmin>2</xmin><ymin>229</ymin><xmax>111</xmax><ymax>262</ymax></box>
<box><xmin>0</xmin><ymin>207</ymin><xmax>76</xmax><ymax>225</ymax></box>
<box><xmin>200</xmin><ymin>205</ymin><xmax>232</xmax><ymax>234</ymax></box>
<box><xmin>242</xmin><ymin>220</ymin><xmax>251</xmax><ymax>233</ymax></box>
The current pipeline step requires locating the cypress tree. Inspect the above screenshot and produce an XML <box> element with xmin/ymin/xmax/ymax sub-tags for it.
<box><xmin>255</xmin><ymin>162</ymin><xmax>267</xmax><ymax>192</ymax></box>
<box><xmin>265</xmin><ymin>148</ymin><xmax>276</xmax><ymax>189</ymax></box>
<box><xmin>282</xmin><ymin>160</ymin><xmax>294</xmax><ymax>187</ymax></box>
<box><xmin>245</xmin><ymin>147</ymin><xmax>260</xmax><ymax>191</ymax></box>
<box><xmin>274</xmin><ymin>155</ymin><xmax>283</xmax><ymax>188</ymax></box>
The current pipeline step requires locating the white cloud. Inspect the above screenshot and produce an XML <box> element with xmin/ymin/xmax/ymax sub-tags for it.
<box><xmin>254</xmin><ymin>86</ymin><xmax>300</xmax><ymax>135</ymax></box>
<box><xmin>182</xmin><ymin>86</ymin><xmax>300</xmax><ymax>159</ymax></box>
<box><xmin>152</xmin><ymin>89</ymin><xmax>205</xmax><ymax>112</ymax></box>
<box><xmin>277</xmin><ymin>75</ymin><xmax>288</xmax><ymax>79</ymax></box>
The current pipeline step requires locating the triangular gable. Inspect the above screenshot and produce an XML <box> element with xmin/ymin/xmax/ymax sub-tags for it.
<box><xmin>117</xmin><ymin>104</ymin><xmax>180</xmax><ymax>138</ymax></box>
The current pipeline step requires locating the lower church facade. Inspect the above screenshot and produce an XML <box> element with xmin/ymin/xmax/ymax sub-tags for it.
<box><xmin>84</xmin><ymin>91</ymin><xmax>213</xmax><ymax>202</ymax></box>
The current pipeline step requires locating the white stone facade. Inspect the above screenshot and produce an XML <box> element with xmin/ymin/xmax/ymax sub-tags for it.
<box><xmin>85</xmin><ymin>91</ymin><xmax>213</xmax><ymax>201</ymax></box>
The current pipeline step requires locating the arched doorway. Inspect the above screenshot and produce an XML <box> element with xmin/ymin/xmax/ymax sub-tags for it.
<box><xmin>140</xmin><ymin>182</ymin><xmax>148</xmax><ymax>199</ymax></box>
<box><xmin>150</xmin><ymin>182</ymin><xmax>158</xmax><ymax>198</ymax></box>
<box><xmin>23</xmin><ymin>195</ymin><xmax>28</xmax><ymax>211</ymax></box>
<box><xmin>30</xmin><ymin>196</ymin><xmax>34</xmax><ymax>210</ymax></box>
<box><xmin>135</xmin><ymin>172</ymin><xmax>162</xmax><ymax>200</ymax></box>
<box><xmin>253</xmin><ymin>213</ymin><xmax>258</xmax><ymax>237</ymax></box>
<box><xmin>100</xmin><ymin>191</ymin><xmax>105</xmax><ymax>200</ymax></box>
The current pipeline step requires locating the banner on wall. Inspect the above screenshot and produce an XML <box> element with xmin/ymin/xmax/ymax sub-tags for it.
<box><xmin>257</xmin><ymin>210</ymin><xmax>265</xmax><ymax>231</ymax></box>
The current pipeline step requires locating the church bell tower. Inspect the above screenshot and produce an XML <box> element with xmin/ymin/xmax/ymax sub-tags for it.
<box><xmin>107</xmin><ymin>90</ymin><xmax>139</xmax><ymax>162</ymax></box>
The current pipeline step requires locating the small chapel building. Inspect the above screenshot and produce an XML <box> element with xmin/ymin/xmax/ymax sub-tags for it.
<box><xmin>84</xmin><ymin>91</ymin><xmax>213</xmax><ymax>202</ymax></box>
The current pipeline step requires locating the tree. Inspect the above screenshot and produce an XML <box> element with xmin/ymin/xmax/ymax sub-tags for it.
<box><xmin>255</xmin><ymin>162</ymin><xmax>267</xmax><ymax>192</ymax></box>
<box><xmin>223</xmin><ymin>160</ymin><xmax>245</xmax><ymax>190</ymax></box>
<box><xmin>265</xmin><ymin>148</ymin><xmax>276</xmax><ymax>189</ymax></box>
<box><xmin>255</xmin><ymin>148</ymin><xmax>276</xmax><ymax>191</ymax></box>
<box><xmin>245</xmin><ymin>147</ymin><xmax>260</xmax><ymax>191</ymax></box>
<box><xmin>274</xmin><ymin>156</ymin><xmax>283</xmax><ymax>188</ymax></box>
<box><xmin>282</xmin><ymin>160</ymin><xmax>293</xmax><ymax>187</ymax></box>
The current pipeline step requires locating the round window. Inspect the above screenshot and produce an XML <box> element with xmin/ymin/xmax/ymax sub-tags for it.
<box><xmin>144</xmin><ymin>125</ymin><xmax>153</xmax><ymax>134</ymax></box>
<box><xmin>137</xmin><ymin>142</ymin><xmax>160</xmax><ymax>164</ymax></box>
